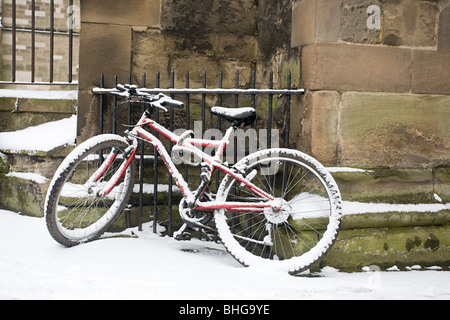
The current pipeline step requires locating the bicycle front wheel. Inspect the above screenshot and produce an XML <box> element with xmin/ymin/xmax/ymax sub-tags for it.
<box><xmin>215</xmin><ymin>149</ymin><xmax>342</xmax><ymax>275</ymax></box>
<box><xmin>45</xmin><ymin>134</ymin><xmax>136</xmax><ymax>247</ymax></box>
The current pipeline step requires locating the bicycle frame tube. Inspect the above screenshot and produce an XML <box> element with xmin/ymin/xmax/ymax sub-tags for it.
<box><xmin>101</xmin><ymin>111</ymin><xmax>276</xmax><ymax>210</ymax></box>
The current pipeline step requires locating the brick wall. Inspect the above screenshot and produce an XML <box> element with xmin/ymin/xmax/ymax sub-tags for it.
<box><xmin>1</xmin><ymin>0</ymin><xmax>80</xmax><ymax>83</ymax></box>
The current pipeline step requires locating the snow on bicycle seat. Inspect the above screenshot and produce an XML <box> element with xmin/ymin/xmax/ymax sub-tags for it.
<box><xmin>211</xmin><ymin>107</ymin><xmax>256</xmax><ymax>127</ymax></box>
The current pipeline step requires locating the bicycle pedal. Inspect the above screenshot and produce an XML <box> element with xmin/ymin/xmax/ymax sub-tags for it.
<box><xmin>175</xmin><ymin>232</ymin><xmax>192</xmax><ymax>241</ymax></box>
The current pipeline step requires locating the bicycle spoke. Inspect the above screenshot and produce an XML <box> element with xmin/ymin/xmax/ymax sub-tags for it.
<box><xmin>216</xmin><ymin>150</ymin><xmax>342</xmax><ymax>273</ymax></box>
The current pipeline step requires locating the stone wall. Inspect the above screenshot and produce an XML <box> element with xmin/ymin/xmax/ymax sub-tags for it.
<box><xmin>77</xmin><ymin>0</ymin><xmax>450</xmax><ymax>200</ymax></box>
<box><xmin>77</xmin><ymin>0</ymin><xmax>298</xmax><ymax>142</ymax></box>
<box><xmin>292</xmin><ymin>0</ymin><xmax>450</xmax><ymax>201</ymax></box>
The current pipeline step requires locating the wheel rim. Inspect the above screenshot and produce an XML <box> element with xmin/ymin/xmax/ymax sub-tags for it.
<box><xmin>54</xmin><ymin>144</ymin><xmax>133</xmax><ymax>241</ymax></box>
<box><xmin>216</xmin><ymin>152</ymin><xmax>341</xmax><ymax>272</ymax></box>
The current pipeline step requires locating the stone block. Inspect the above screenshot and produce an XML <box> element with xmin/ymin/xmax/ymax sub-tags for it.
<box><xmin>434</xmin><ymin>167</ymin><xmax>450</xmax><ymax>202</ymax></box>
<box><xmin>382</xmin><ymin>0</ymin><xmax>439</xmax><ymax>47</ymax></box>
<box><xmin>291</xmin><ymin>0</ymin><xmax>316</xmax><ymax>47</ymax></box>
<box><xmin>0</xmin><ymin>97</ymin><xmax>76</xmax><ymax>113</ymax></box>
<box><xmin>161</xmin><ymin>0</ymin><xmax>257</xmax><ymax>36</ymax></box>
<box><xmin>299</xmin><ymin>90</ymin><xmax>339</xmax><ymax>166</ymax></box>
<box><xmin>301</xmin><ymin>43</ymin><xmax>412</xmax><ymax>93</ymax></box>
<box><xmin>131</xmin><ymin>30</ymin><xmax>172</xmax><ymax>87</ymax></box>
<box><xmin>438</xmin><ymin>7</ymin><xmax>450</xmax><ymax>50</ymax></box>
<box><xmin>78</xmin><ymin>23</ymin><xmax>132</xmax><ymax>90</ymax></box>
<box><xmin>338</xmin><ymin>92</ymin><xmax>450</xmax><ymax>169</ymax></box>
<box><xmin>0</xmin><ymin>174</ymin><xmax>49</xmax><ymax>218</ymax></box>
<box><xmin>80</xmin><ymin>0</ymin><xmax>161</xmax><ymax>28</ymax></box>
<box><xmin>332</xmin><ymin>168</ymin><xmax>435</xmax><ymax>204</ymax></box>
<box><xmin>259</xmin><ymin>0</ymin><xmax>294</xmax><ymax>61</ymax></box>
<box><xmin>131</xmin><ymin>30</ymin><xmax>257</xmax><ymax>89</ymax></box>
<box><xmin>412</xmin><ymin>49</ymin><xmax>450</xmax><ymax>95</ymax></box>
<box><xmin>76</xmin><ymin>90</ymin><xmax>100</xmax><ymax>143</ymax></box>
<box><xmin>340</xmin><ymin>0</ymin><xmax>382</xmax><ymax>44</ymax></box>
<box><xmin>323</xmin><ymin>224</ymin><xmax>450</xmax><ymax>271</ymax></box>
<box><xmin>340</xmin><ymin>210</ymin><xmax>449</xmax><ymax>230</ymax></box>
<box><xmin>3</xmin><ymin>153</ymin><xmax>66</xmax><ymax>180</ymax></box>
<box><xmin>291</xmin><ymin>0</ymin><xmax>341</xmax><ymax>47</ymax></box>
<box><xmin>0</xmin><ymin>112</ymin><xmax>73</xmax><ymax>133</ymax></box>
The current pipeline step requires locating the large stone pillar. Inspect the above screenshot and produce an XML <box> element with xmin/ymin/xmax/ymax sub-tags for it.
<box><xmin>77</xmin><ymin>0</ymin><xmax>161</xmax><ymax>142</ymax></box>
<box><xmin>292</xmin><ymin>0</ymin><xmax>450</xmax><ymax>171</ymax></box>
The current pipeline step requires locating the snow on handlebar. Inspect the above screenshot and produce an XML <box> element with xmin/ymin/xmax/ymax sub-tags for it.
<box><xmin>113</xmin><ymin>84</ymin><xmax>185</xmax><ymax>110</ymax></box>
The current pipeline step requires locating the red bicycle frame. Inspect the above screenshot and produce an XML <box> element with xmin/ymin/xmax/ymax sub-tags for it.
<box><xmin>96</xmin><ymin>110</ymin><xmax>277</xmax><ymax>212</ymax></box>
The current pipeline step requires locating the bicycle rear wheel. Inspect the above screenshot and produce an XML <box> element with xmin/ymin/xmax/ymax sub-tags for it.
<box><xmin>45</xmin><ymin>134</ymin><xmax>135</xmax><ymax>247</ymax></box>
<box><xmin>215</xmin><ymin>149</ymin><xmax>342</xmax><ymax>274</ymax></box>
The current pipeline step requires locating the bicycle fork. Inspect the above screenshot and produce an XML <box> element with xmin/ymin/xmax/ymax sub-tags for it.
<box><xmin>89</xmin><ymin>143</ymin><xmax>138</xmax><ymax>198</ymax></box>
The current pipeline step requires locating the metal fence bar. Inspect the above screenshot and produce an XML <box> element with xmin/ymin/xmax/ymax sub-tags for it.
<box><xmin>50</xmin><ymin>0</ymin><xmax>55</xmax><ymax>83</ymax></box>
<box><xmin>138</xmin><ymin>73</ymin><xmax>146</xmax><ymax>232</ymax></box>
<box><xmin>31</xmin><ymin>0</ymin><xmax>36</xmax><ymax>83</ymax></box>
<box><xmin>168</xmin><ymin>70</ymin><xmax>175</xmax><ymax>236</ymax></box>
<box><xmin>94</xmin><ymin>70</ymin><xmax>304</xmax><ymax>236</ymax></box>
<box><xmin>11</xmin><ymin>0</ymin><xmax>17</xmax><ymax>83</ymax></box>
<box><xmin>152</xmin><ymin>72</ymin><xmax>161</xmax><ymax>234</ymax></box>
<box><xmin>68</xmin><ymin>0</ymin><xmax>74</xmax><ymax>83</ymax></box>
<box><xmin>93</xmin><ymin>88</ymin><xmax>305</xmax><ymax>95</ymax></box>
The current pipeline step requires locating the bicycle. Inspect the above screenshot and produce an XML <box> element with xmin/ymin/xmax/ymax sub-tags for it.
<box><xmin>45</xmin><ymin>84</ymin><xmax>342</xmax><ymax>275</ymax></box>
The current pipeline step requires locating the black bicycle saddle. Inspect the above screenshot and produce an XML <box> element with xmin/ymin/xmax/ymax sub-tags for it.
<box><xmin>211</xmin><ymin>107</ymin><xmax>256</xmax><ymax>127</ymax></box>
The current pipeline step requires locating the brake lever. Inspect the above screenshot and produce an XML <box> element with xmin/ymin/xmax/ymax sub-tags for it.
<box><xmin>151</xmin><ymin>101</ymin><xmax>168</xmax><ymax>113</ymax></box>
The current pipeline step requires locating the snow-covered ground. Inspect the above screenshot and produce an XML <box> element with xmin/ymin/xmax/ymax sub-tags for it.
<box><xmin>1</xmin><ymin>109</ymin><xmax>449</xmax><ymax>300</ymax></box>
<box><xmin>0</xmin><ymin>209</ymin><xmax>449</xmax><ymax>300</ymax></box>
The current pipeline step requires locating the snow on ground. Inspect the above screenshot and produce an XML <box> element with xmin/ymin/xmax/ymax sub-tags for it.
<box><xmin>1</xmin><ymin>113</ymin><xmax>449</xmax><ymax>300</ymax></box>
<box><xmin>0</xmin><ymin>115</ymin><xmax>77</xmax><ymax>153</ymax></box>
<box><xmin>0</xmin><ymin>209</ymin><xmax>449</xmax><ymax>300</ymax></box>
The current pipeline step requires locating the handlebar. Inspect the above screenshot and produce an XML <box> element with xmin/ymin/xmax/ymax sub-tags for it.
<box><xmin>113</xmin><ymin>84</ymin><xmax>184</xmax><ymax>112</ymax></box>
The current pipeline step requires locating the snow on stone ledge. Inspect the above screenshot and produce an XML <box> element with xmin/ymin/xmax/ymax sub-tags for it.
<box><xmin>0</xmin><ymin>89</ymin><xmax>77</xmax><ymax>100</ymax></box>
<box><xmin>6</xmin><ymin>172</ymin><xmax>48</xmax><ymax>184</ymax></box>
<box><xmin>342</xmin><ymin>200</ymin><xmax>448</xmax><ymax>216</ymax></box>
<box><xmin>0</xmin><ymin>115</ymin><xmax>77</xmax><ymax>153</ymax></box>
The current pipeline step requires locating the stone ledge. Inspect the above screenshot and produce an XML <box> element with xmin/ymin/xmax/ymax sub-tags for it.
<box><xmin>0</xmin><ymin>97</ymin><xmax>77</xmax><ymax>113</ymax></box>
<box><xmin>0</xmin><ymin>144</ymin><xmax>74</xmax><ymax>159</ymax></box>
<box><xmin>0</xmin><ymin>174</ymin><xmax>49</xmax><ymax>218</ymax></box>
<box><xmin>341</xmin><ymin>210</ymin><xmax>450</xmax><ymax>230</ymax></box>
<box><xmin>322</xmin><ymin>223</ymin><xmax>450</xmax><ymax>271</ymax></box>
<box><xmin>331</xmin><ymin>168</ymin><xmax>437</xmax><ymax>204</ymax></box>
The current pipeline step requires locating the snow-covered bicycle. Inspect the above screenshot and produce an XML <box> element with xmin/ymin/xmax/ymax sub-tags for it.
<box><xmin>45</xmin><ymin>84</ymin><xmax>342</xmax><ymax>274</ymax></box>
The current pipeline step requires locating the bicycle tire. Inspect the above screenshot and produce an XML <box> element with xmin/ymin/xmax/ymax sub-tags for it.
<box><xmin>45</xmin><ymin>134</ymin><xmax>135</xmax><ymax>247</ymax></box>
<box><xmin>215</xmin><ymin>149</ymin><xmax>342</xmax><ymax>275</ymax></box>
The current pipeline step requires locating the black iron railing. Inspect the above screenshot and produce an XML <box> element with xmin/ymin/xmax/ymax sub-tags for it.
<box><xmin>93</xmin><ymin>70</ymin><xmax>304</xmax><ymax>235</ymax></box>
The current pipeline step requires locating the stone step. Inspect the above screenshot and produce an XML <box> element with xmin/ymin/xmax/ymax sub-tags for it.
<box><xmin>1</xmin><ymin>153</ymin><xmax>449</xmax><ymax>270</ymax></box>
<box><xmin>122</xmin><ymin>203</ymin><xmax>450</xmax><ymax>271</ymax></box>
<box><xmin>329</xmin><ymin>167</ymin><xmax>450</xmax><ymax>204</ymax></box>
<box><xmin>321</xmin><ymin>222</ymin><xmax>450</xmax><ymax>271</ymax></box>
<box><xmin>0</xmin><ymin>90</ymin><xmax>77</xmax><ymax>132</ymax></box>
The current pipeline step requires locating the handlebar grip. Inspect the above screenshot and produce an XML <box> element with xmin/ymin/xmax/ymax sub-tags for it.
<box><xmin>161</xmin><ymin>100</ymin><xmax>185</xmax><ymax>109</ymax></box>
<box><xmin>116</xmin><ymin>84</ymin><xmax>127</xmax><ymax>92</ymax></box>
